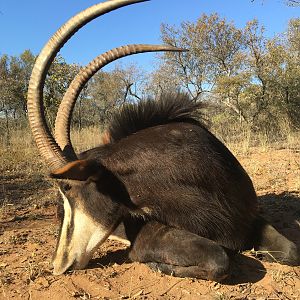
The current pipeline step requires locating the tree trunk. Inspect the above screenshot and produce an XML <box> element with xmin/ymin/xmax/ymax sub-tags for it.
<box><xmin>5</xmin><ymin>109</ymin><xmax>10</xmax><ymax>146</ymax></box>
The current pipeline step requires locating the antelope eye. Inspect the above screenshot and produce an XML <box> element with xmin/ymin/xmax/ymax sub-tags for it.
<box><xmin>63</xmin><ymin>183</ymin><xmax>72</xmax><ymax>192</ymax></box>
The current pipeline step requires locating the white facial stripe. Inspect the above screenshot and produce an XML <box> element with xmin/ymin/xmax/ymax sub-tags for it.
<box><xmin>58</xmin><ymin>188</ymin><xmax>72</xmax><ymax>248</ymax></box>
<box><xmin>53</xmin><ymin>188</ymin><xmax>117</xmax><ymax>274</ymax></box>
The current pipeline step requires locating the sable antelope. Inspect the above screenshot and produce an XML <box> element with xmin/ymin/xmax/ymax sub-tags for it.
<box><xmin>27</xmin><ymin>0</ymin><xmax>299</xmax><ymax>281</ymax></box>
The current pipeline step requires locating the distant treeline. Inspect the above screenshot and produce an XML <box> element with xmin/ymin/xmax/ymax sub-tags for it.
<box><xmin>1</xmin><ymin>15</ymin><xmax>299</xmax><ymax>143</ymax></box>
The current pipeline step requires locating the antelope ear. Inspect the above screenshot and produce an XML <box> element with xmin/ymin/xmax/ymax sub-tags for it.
<box><xmin>50</xmin><ymin>160</ymin><xmax>102</xmax><ymax>181</ymax></box>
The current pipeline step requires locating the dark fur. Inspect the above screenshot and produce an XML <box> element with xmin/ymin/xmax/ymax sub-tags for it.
<box><xmin>107</xmin><ymin>93</ymin><xmax>206</xmax><ymax>143</ymax></box>
<box><xmin>57</xmin><ymin>93</ymin><xmax>298</xmax><ymax>280</ymax></box>
<box><xmin>82</xmin><ymin>94</ymin><xmax>258</xmax><ymax>250</ymax></box>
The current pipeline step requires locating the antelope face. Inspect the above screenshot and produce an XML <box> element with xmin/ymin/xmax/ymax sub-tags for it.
<box><xmin>52</xmin><ymin>177</ymin><xmax>123</xmax><ymax>275</ymax></box>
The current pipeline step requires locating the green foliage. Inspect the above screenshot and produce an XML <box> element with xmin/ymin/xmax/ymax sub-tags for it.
<box><xmin>43</xmin><ymin>55</ymin><xmax>80</xmax><ymax>127</ymax></box>
<box><xmin>0</xmin><ymin>50</ymin><xmax>35</xmax><ymax>119</ymax></box>
<box><xmin>0</xmin><ymin>15</ymin><xmax>299</xmax><ymax>146</ymax></box>
<box><xmin>158</xmin><ymin>15</ymin><xmax>300</xmax><ymax>137</ymax></box>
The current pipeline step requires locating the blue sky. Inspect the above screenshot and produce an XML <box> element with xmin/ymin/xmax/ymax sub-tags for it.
<box><xmin>0</xmin><ymin>0</ymin><xmax>299</xmax><ymax>70</ymax></box>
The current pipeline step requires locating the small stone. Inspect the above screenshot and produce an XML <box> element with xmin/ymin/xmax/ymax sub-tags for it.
<box><xmin>0</xmin><ymin>262</ymin><xmax>8</xmax><ymax>268</ymax></box>
<box><xmin>34</xmin><ymin>277</ymin><xmax>49</xmax><ymax>289</ymax></box>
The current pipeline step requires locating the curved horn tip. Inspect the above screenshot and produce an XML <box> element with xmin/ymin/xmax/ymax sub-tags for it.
<box><xmin>175</xmin><ymin>48</ymin><xmax>189</xmax><ymax>52</ymax></box>
<box><xmin>128</xmin><ymin>0</ymin><xmax>151</xmax><ymax>3</ymax></box>
<box><xmin>165</xmin><ymin>46</ymin><xmax>189</xmax><ymax>52</ymax></box>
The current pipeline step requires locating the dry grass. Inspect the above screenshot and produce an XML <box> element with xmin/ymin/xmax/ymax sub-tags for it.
<box><xmin>1</xmin><ymin>125</ymin><xmax>299</xmax><ymax>164</ymax></box>
<box><xmin>71</xmin><ymin>126</ymin><xmax>103</xmax><ymax>153</ymax></box>
<box><xmin>213</xmin><ymin>121</ymin><xmax>300</xmax><ymax>156</ymax></box>
<box><xmin>0</xmin><ymin>126</ymin><xmax>104</xmax><ymax>172</ymax></box>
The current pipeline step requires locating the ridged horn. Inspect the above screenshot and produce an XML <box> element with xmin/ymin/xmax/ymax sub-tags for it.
<box><xmin>27</xmin><ymin>0</ymin><xmax>149</xmax><ymax>171</ymax></box>
<box><xmin>55</xmin><ymin>44</ymin><xmax>187</xmax><ymax>158</ymax></box>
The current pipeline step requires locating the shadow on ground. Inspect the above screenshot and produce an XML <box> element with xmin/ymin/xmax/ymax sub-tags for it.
<box><xmin>258</xmin><ymin>192</ymin><xmax>300</xmax><ymax>247</ymax></box>
<box><xmin>0</xmin><ymin>173</ymin><xmax>51</xmax><ymax>206</ymax></box>
<box><xmin>88</xmin><ymin>248</ymin><xmax>130</xmax><ymax>269</ymax></box>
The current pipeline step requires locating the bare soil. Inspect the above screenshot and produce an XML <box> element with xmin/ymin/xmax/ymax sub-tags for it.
<box><xmin>1</xmin><ymin>147</ymin><xmax>299</xmax><ymax>299</ymax></box>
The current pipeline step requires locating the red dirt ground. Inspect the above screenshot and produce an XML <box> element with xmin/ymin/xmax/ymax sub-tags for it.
<box><xmin>1</xmin><ymin>147</ymin><xmax>299</xmax><ymax>299</ymax></box>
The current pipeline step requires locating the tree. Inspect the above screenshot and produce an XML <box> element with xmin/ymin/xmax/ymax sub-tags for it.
<box><xmin>0</xmin><ymin>50</ymin><xmax>35</xmax><ymax>121</ymax></box>
<box><xmin>158</xmin><ymin>14</ymin><xmax>300</xmax><ymax>136</ymax></box>
<box><xmin>285</xmin><ymin>0</ymin><xmax>300</xmax><ymax>6</ymax></box>
<box><xmin>85</xmin><ymin>63</ymin><xmax>147</xmax><ymax>128</ymax></box>
<box><xmin>145</xmin><ymin>61</ymin><xmax>182</xmax><ymax>99</ymax></box>
<box><xmin>44</xmin><ymin>55</ymin><xmax>80</xmax><ymax>127</ymax></box>
<box><xmin>112</xmin><ymin>63</ymin><xmax>146</xmax><ymax>102</ymax></box>
<box><xmin>0</xmin><ymin>51</ymin><xmax>36</xmax><ymax>143</ymax></box>
<box><xmin>19</xmin><ymin>50</ymin><xmax>36</xmax><ymax>115</ymax></box>
<box><xmin>251</xmin><ymin>0</ymin><xmax>300</xmax><ymax>6</ymax></box>
<box><xmin>160</xmin><ymin>14</ymin><xmax>246</xmax><ymax>104</ymax></box>
<box><xmin>287</xmin><ymin>18</ymin><xmax>300</xmax><ymax>57</ymax></box>
<box><xmin>266</xmin><ymin>22</ymin><xmax>300</xmax><ymax>129</ymax></box>
<box><xmin>0</xmin><ymin>54</ymin><xmax>13</xmax><ymax>141</ymax></box>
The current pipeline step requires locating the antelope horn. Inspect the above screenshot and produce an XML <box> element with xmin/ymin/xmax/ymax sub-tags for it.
<box><xmin>55</xmin><ymin>44</ymin><xmax>187</xmax><ymax>157</ymax></box>
<box><xmin>27</xmin><ymin>0</ymin><xmax>149</xmax><ymax>171</ymax></box>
